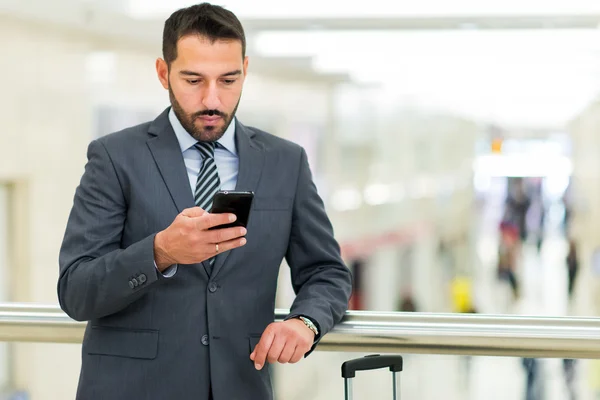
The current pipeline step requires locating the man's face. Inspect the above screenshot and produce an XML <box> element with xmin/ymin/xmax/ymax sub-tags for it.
<box><xmin>157</xmin><ymin>35</ymin><xmax>248</xmax><ymax>142</ymax></box>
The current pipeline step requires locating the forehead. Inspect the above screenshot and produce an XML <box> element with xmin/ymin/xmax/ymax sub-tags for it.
<box><xmin>173</xmin><ymin>34</ymin><xmax>243</xmax><ymax>70</ymax></box>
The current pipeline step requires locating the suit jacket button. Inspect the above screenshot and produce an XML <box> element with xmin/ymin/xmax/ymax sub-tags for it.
<box><xmin>128</xmin><ymin>280</ymin><xmax>135</xmax><ymax>289</ymax></box>
<box><xmin>201</xmin><ymin>334</ymin><xmax>209</xmax><ymax>346</ymax></box>
<box><xmin>139</xmin><ymin>274</ymin><xmax>147</xmax><ymax>284</ymax></box>
<box><xmin>208</xmin><ymin>282</ymin><xmax>218</xmax><ymax>293</ymax></box>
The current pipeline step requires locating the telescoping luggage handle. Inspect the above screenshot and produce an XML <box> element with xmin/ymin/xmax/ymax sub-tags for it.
<box><xmin>342</xmin><ymin>354</ymin><xmax>403</xmax><ymax>400</ymax></box>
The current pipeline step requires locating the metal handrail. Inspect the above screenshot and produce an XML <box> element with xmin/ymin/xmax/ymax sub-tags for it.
<box><xmin>1</xmin><ymin>303</ymin><xmax>600</xmax><ymax>359</ymax></box>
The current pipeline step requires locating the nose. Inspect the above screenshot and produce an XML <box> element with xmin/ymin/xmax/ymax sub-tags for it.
<box><xmin>202</xmin><ymin>82</ymin><xmax>222</xmax><ymax>110</ymax></box>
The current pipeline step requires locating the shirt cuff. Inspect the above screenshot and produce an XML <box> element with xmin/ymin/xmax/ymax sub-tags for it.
<box><xmin>154</xmin><ymin>261</ymin><xmax>178</xmax><ymax>278</ymax></box>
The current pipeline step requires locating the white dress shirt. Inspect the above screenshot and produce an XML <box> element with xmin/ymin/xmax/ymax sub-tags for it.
<box><xmin>168</xmin><ymin>108</ymin><xmax>239</xmax><ymax>192</ymax></box>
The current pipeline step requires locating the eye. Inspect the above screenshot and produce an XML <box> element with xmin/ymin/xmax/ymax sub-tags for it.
<box><xmin>186</xmin><ymin>79</ymin><xmax>200</xmax><ymax>85</ymax></box>
<box><xmin>222</xmin><ymin>79</ymin><xmax>236</xmax><ymax>85</ymax></box>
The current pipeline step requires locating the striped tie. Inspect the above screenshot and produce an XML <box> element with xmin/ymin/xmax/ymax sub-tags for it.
<box><xmin>194</xmin><ymin>142</ymin><xmax>221</xmax><ymax>269</ymax></box>
<box><xmin>194</xmin><ymin>142</ymin><xmax>221</xmax><ymax>211</ymax></box>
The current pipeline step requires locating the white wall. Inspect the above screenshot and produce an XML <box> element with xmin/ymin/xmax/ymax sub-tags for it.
<box><xmin>569</xmin><ymin>100</ymin><xmax>600</xmax><ymax>314</ymax></box>
<box><xmin>567</xmin><ymin>99</ymin><xmax>600</xmax><ymax>395</ymax></box>
<box><xmin>0</xmin><ymin>15</ymin><xmax>90</xmax><ymax>399</ymax></box>
<box><xmin>0</xmin><ymin>185</ymin><xmax>9</xmax><ymax>391</ymax></box>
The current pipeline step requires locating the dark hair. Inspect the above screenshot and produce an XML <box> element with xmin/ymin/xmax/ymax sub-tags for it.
<box><xmin>162</xmin><ymin>3</ymin><xmax>246</xmax><ymax>66</ymax></box>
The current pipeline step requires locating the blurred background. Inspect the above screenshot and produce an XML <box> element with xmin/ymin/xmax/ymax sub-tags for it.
<box><xmin>3</xmin><ymin>0</ymin><xmax>600</xmax><ymax>398</ymax></box>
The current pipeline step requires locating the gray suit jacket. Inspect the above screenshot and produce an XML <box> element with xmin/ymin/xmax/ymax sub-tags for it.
<box><xmin>58</xmin><ymin>108</ymin><xmax>352</xmax><ymax>400</ymax></box>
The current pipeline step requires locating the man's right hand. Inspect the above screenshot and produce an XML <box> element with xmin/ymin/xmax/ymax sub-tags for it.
<box><xmin>153</xmin><ymin>206</ymin><xmax>247</xmax><ymax>271</ymax></box>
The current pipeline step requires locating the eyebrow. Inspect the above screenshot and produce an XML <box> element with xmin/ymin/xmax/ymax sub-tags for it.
<box><xmin>179</xmin><ymin>70</ymin><xmax>242</xmax><ymax>78</ymax></box>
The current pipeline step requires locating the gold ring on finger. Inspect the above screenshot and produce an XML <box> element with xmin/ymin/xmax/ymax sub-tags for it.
<box><xmin>215</xmin><ymin>243</ymin><xmax>219</xmax><ymax>253</ymax></box>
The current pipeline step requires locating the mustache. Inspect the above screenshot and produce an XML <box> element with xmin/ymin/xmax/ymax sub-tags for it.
<box><xmin>193</xmin><ymin>109</ymin><xmax>226</xmax><ymax>118</ymax></box>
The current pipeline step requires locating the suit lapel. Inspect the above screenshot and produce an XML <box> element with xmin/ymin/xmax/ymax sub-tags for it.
<box><xmin>146</xmin><ymin>108</ymin><xmax>195</xmax><ymax>214</ymax></box>
<box><xmin>211</xmin><ymin>120</ymin><xmax>265</xmax><ymax>279</ymax></box>
<box><xmin>147</xmin><ymin>108</ymin><xmax>209</xmax><ymax>279</ymax></box>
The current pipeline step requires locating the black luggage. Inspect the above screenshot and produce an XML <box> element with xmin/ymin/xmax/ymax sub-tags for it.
<box><xmin>341</xmin><ymin>354</ymin><xmax>404</xmax><ymax>400</ymax></box>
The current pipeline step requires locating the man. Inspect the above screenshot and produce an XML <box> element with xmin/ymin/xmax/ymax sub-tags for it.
<box><xmin>57</xmin><ymin>3</ymin><xmax>352</xmax><ymax>399</ymax></box>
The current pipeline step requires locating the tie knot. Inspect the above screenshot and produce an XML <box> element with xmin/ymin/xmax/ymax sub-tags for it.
<box><xmin>195</xmin><ymin>142</ymin><xmax>216</xmax><ymax>159</ymax></box>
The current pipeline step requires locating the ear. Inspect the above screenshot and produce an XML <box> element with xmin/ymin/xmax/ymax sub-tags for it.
<box><xmin>156</xmin><ymin>58</ymin><xmax>169</xmax><ymax>90</ymax></box>
<box><xmin>242</xmin><ymin>56</ymin><xmax>249</xmax><ymax>80</ymax></box>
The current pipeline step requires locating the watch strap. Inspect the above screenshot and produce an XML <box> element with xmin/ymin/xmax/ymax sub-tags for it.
<box><xmin>298</xmin><ymin>316</ymin><xmax>319</xmax><ymax>336</ymax></box>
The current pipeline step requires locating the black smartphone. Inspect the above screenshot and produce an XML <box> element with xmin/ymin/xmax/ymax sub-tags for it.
<box><xmin>209</xmin><ymin>191</ymin><xmax>254</xmax><ymax>230</ymax></box>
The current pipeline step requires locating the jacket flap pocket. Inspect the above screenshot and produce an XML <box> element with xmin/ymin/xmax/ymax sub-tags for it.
<box><xmin>86</xmin><ymin>326</ymin><xmax>159</xmax><ymax>360</ymax></box>
<box><xmin>252</xmin><ymin>196</ymin><xmax>292</xmax><ymax>211</ymax></box>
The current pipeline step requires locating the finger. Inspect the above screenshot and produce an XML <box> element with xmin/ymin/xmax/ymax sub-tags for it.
<box><xmin>194</xmin><ymin>213</ymin><xmax>236</xmax><ymax>231</ymax></box>
<box><xmin>203</xmin><ymin>237</ymin><xmax>247</xmax><ymax>256</ymax></box>
<box><xmin>289</xmin><ymin>346</ymin><xmax>305</xmax><ymax>364</ymax></box>
<box><xmin>266</xmin><ymin>335</ymin><xmax>286</xmax><ymax>365</ymax></box>
<box><xmin>278</xmin><ymin>343</ymin><xmax>297</xmax><ymax>364</ymax></box>
<box><xmin>253</xmin><ymin>331</ymin><xmax>275</xmax><ymax>370</ymax></box>
<box><xmin>180</xmin><ymin>206</ymin><xmax>207</xmax><ymax>218</ymax></box>
<box><xmin>206</xmin><ymin>226</ymin><xmax>247</xmax><ymax>244</ymax></box>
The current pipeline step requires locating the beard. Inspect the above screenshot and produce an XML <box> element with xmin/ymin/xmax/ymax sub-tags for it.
<box><xmin>169</xmin><ymin>85</ymin><xmax>240</xmax><ymax>143</ymax></box>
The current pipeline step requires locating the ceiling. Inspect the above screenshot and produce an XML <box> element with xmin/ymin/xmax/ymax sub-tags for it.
<box><xmin>124</xmin><ymin>0</ymin><xmax>600</xmax><ymax>20</ymax></box>
<box><xmin>13</xmin><ymin>0</ymin><xmax>600</xmax><ymax>129</ymax></box>
<box><xmin>254</xmin><ymin>29</ymin><xmax>600</xmax><ymax>128</ymax></box>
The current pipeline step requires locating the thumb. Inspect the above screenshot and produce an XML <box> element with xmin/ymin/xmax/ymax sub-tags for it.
<box><xmin>181</xmin><ymin>206</ymin><xmax>207</xmax><ymax>218</ymax></box>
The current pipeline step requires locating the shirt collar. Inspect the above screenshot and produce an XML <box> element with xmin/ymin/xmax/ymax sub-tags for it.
<box><xmin>168</xmin><ymin>108</ymin><xmax>237</xmax><ymax>155</ymax></box>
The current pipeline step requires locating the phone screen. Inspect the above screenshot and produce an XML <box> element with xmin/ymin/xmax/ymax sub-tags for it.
<box><xmin>209</xmin><ymin>191</ymin><xmax>254</xmax><ymax>229</ymax></box>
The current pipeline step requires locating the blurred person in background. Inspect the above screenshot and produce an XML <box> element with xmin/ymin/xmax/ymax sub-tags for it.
<box><xmin>498</xmin><ymin>219</ymin><xmax>520</xmax><ymax>299</ymax></box>
<box><xmin>348</xmin><ymin>258</ymin><xmax>365</xmax><ymax>310</ymax></box>
<box><xmin>57</xmin><ymin>3</ymin><xmax>352</xmax><ymax>400</ymax></box>
<box><xmin>497</xmin><ymin>178</ymin><xmax>532</xmax><ymax>300</ymax></box>
<box><xmin>397</xmin><ymin>292</ymin><xmax>418</xmax><ymax>312</ymax></box>
<box><xmin>505</xmin><ymin>178</ymin><xmax>531</xmax><ymax>243</ymax></box>
<box><xmin>527</xmin><ymin>178</ymin><xmax>545</xmax><ymax>253</ymax></box>
<box><xmin>566</xmin><ymin>239</ymin><xmax>579</xmax><ymax>299</ymax></box>
<box><xmin>450</xmin><ymin>277</ymin><xmax>476</xmax><ymax>386</ymax></box>
<box><xmin>460</xmin><ymin>305</ymin><xmax>478</xmax><ymax>391</ymax></box>
<box><xmin>522</xmin><ymin>357</ymin><xmax>544</xmax><ymax>400</ymax></box>
<box><xmin>562</xmin><ymin>178</ymin><xmax>574</xmax><ymax>235</ymax></box>
<box><xmin>562</xmin><ymin>359</ymin><xmax>577</xmax><ymax>400</ymax></box>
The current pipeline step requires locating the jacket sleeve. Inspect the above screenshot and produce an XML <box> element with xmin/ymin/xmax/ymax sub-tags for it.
<box><xmin>58</xmin><ymin>139</ymin><xmax>161</xmax><ymax>321</ymax></box>
<box><xmin>284</xmin><ymin>148</ymin><xmax>353</xmax><ymax>353</ymax></box>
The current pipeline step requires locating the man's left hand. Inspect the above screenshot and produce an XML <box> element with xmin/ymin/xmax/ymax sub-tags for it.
<box><xmin>250</xmin><ymin>319</ymin><xmax>315</xmax><ymax>370</ymax></box>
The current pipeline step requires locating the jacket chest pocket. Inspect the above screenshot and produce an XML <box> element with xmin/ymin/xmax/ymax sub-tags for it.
<box><xmin>237</xmin><ymin>196</ymin><xmax>293</xmax><ymax>261</ymax></box>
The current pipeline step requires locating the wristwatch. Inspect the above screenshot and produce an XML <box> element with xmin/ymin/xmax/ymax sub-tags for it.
<box><xmin>298</xmin><ymin>316</ymin><xmax>319</xmax><ymax>337</ymax></box>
